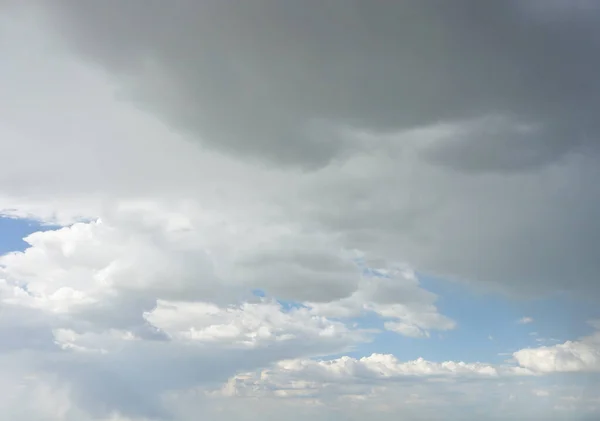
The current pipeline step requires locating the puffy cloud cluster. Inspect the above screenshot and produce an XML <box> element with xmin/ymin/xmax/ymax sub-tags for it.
<box><xmin>203</xmin><ymin>354</ymin><xmax>592</xmax><ymax>420</ymax></box>
<box><xmin>144</xmin><ymin>299</ymin><xmax>363</xmax><ymax>349</ymax></box>
<box><xmin>216</xmin><ymin>353</ymin><xmax>528</xmax><ymax>399</ymax></box>
<box><xmin>307</xmin><ymin>266</ymin><xmax>455</xmax><ymax>338</ymax></box>
<box><xmin>514</xmin><ymin>323</ymin><xmax>600</xmax><ymax>373</ymax></box>
<box><xmin>0</xmin><ymin>209</ymin><xmax>445</xmax><ymax>337</ymax></box>
<box><xmin>0</xmin><ymin>209</ymin><xmax>441</xmax><ymax>419</ymax></box>
<box><xmin>0</xmin><ymin>215</ymin><xmax>224</xmax><ymax>334</ymax></box>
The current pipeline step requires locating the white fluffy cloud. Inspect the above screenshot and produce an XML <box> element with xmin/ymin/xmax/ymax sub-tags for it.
<box><xmin>216</xmin><ymin>353</ymin><xmax>529</xmax><ymax>398</ymax></box>
<box><xmin>144</xmin><ymin>299</ymin><xmax>364</xmax><ymax>349</ymax></box>
<box><xmin>306</xmin><ymin>266</ymin><xmax>455</xmax><ymax>338</ymax></box>
<box><xmin>200</xmin><ymin>353</ymin><xmax>596</xmax><ymax>420</ymax></box>
<box><xmin>0</xmin><ymin>213</ymin><xmax>448</xmax><ymax>418</ymax></box>
<box><xmin>513</xmin><ymin>326</ymin><xmax>600</xmax><ymax>373</ymax></box>
<box><xmin>0</xmin><ymin>215</ymin><xmax>225</xmax><ymax>333</ymax></box>
<box><xmin>0</xmin><ymin>213</ymin><xmax>445</xmax><ymax>337</ymax></box>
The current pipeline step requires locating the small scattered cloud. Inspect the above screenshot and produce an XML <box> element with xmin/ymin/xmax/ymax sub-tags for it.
<box><xmin>532</xmin><ymin>389</ymin><xmax>550</xmax><ymax>397</ymax></box>
<box><xmin>588</xmin><ymin>319</ymin><xmax>600</xmax><ymax>330</ymax></box>
<box><xmin>518</xmin><ymin>317</ymin><xmax>534</xmax><ymax>325</ymax></box>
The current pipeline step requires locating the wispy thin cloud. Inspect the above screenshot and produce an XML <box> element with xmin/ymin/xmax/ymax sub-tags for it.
<box><xmin>518</xmin><ymin>317</ymin><xmax>534</xmax><ymax>325</ymax></box>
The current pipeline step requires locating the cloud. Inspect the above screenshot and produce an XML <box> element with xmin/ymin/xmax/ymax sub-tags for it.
<box><xmin>0</xmin><ymin>212</ymin><xmax>440</xmax><ymax>418</ymax></box>
<box><xmin>228</xmin><ymin>234</ymin><xmax>362</xmax><ymax>302</ymax></box>
<box><xmin>0</xmin><ymin>298</ymin><xmax>368</xmax><ymax>419</ymax></box>
<box><xmin>513</xmin><ymin>327</ymin><xmax>600</xmax><ymax>373</ymax></box>
<box><xmin>306</xmin><ymin>265</ymin><xmax>455</xmax><ymax>338</ymax></box>
<box><xmin>29</xmin><ymin>1</ymin><xmax>600</xmax><ymax>170</ymax></box>
<box><xmin>588</xmin><ymin>319</ymin><xmax>600</xmax><ymax>330</ymax></box>
<box><xmin>198</xmin><ymin>353</ymin><xmax>578</xmax><ymax>420</ymax></box>
<box><xmin>518</xmin><ymin>317</ymin><xmax>534</xmax><ymax>325</ymax></box>
<box><xmin>2</xmin><ymin>2</ymin><xmax>600</xmax><ymax>301</ymax></box>
<box><xmin>0</xmin><ymin>214</ymin><xmax>442</xmax><ymax>335</ymax></box>
<box><xmin>0</xmin><ymin>216</ymin><xmax>230</xmax><ymax>333</ymax></box>
<box><xmin>532</xmin><ymin>389</ymin><xmax>550</xmax><ymax>397</ymax></box>
<box><xmin>217</xmin><ymin>353</ymin><xmax>527</xmax><ymax>396</ymax></box>
<box><xmin>1</xmin><ymin>2</ymin><xmax>600</xmax><ymax>419</ymax></box>
<box><xmin>143</xmin><ymin>299</ymin><xmax>365</xmax><ymax>349</ymax></box>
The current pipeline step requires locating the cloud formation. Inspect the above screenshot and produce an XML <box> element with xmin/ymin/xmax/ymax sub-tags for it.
<box><xmin>514</xmin><ymin>324</ymin><xmax>600</xmax><ymax>373</ymax></box>
<box><xmin>34</xmin><ymin>0</ymin><xmax>600</xmax><ymax>170</ymax></box>
<box><xmin>307</xmin><ymin>266</ymin><xmax>455</xmax><ymax>338</ymax></box>
<box><xmin>0</xmin><ymin>213</ymin><xmax>448</xmax><ymax>418</ymax></box>
<box><xmin>1</xmin><ymin>1</ymin><xmax>600</xmax><ymax>419</ymax></box>
<box><xmin>2</xmin><ymin>0</ymin><xmax>600</xmax><ymax>299</ymax></box>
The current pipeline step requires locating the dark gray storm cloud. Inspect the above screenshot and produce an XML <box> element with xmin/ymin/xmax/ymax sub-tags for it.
<box><xmin>15</xmin><ymin>0</ymin><xmax>600</xmax><ymax>299</ymax></box>
<box><xmin>35</xmin><ymin>0</ymin><xmax>600</xmax><ymax>169</ymax></box>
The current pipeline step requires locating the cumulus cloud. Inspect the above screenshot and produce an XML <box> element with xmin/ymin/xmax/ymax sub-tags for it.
<box><xmin>0</xmin><ymin>299</ymin><xmax>368</xmax><ymax>419</ymax></box>
<box><xmin>0</xmin><ymin>214</ymin><xmax>441</xmax><ymax>335</ymax></box>
<box><xmin>200</xmin><ymin>353</ymin><xmax>565</xmax><ymax>420</ymax></box>
<box><xmin>306</xmin><ymin>265</ymin><xmax>455</xmax><ymax>338</ymax></box>
<box><xmin>144</xmin><ymin>299</ymin><xmax>365</xmax><ymax>349</ymax></box>
<box><xmin>513</xmin><ymin>329</ymin><xmax>600</xmax><ymax>373</ymax></box>
<box><xmin>216</xmin><ymin>353</ymin><xmax>527</xmax><ymax>397</ymax></box>
<box><xmin>0</xmin><ymin>216</ymin><xmax>229</xmax><ymax>333</ymax></box>
<box><xmin>0</xmin><ymin>213</ymin><xmax>429</xmax><ymax>418</ymax></box>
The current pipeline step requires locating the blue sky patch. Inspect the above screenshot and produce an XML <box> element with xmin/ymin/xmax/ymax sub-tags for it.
<box><xmin>0</xmin><ymin>216</ymin><xmax>60</xmax><ymax>255</ymax></box>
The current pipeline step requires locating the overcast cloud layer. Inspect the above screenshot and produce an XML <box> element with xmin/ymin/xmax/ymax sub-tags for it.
<box><xmin>4</xmin><ymin>0</ymin><xmax>600</xmax><ymax>297</ymax></box>
<box><xmin>1</xmin><ymin>1</ymin><xmax>600</xmax><ymax>420</ymax></box>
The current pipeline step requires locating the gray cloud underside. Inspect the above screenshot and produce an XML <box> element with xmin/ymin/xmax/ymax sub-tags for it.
<box><xmin>3</xmin><ymin>0</ymin><xmax>600</xmax><ymax>299</ymax></box>
<box><xmin>36</xmin><ymin>0</ymin><xmax>600</xmax><ymax>169</ymax></box>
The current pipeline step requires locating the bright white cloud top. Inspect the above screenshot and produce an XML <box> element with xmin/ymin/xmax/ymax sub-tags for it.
<box><xmin>1</xmin><ymin>1</ymin><xmax>600</xmax><ymax>420</ymax></box>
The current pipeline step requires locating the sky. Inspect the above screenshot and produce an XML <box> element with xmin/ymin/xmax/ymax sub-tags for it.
<box><xmin>1</xmin><ymin>1</ymin><xmax>600</xmax><ymax>420</ymax></box>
